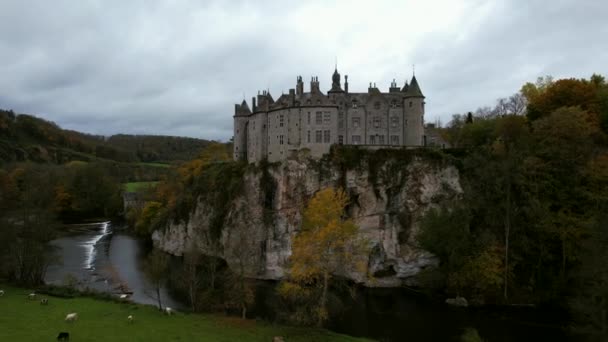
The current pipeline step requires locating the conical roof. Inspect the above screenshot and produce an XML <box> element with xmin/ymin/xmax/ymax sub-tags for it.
<box><xmin>401</xmin><ymin>81</ymin><xmax>409</xmax><ymax>92</ymax></box>
<box><xmin>240</xmin><ymin>99</ymin><xmax>251</xmax><ymax>112</ymax></box>
<box><xmin>406</xmin><ymin>76</ymin><xmax>424</xmax><ymax>97</ymax></box>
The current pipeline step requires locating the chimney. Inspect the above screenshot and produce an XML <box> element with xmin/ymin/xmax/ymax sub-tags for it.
<box><xmin>252</xmin><ymin>97</ymin><xmax>256</xmax><ymax>112</ymax></box>
<box><xmin>345</xmin><ymin>75</ymin><xmax>349</xmax><ymax>93</ymax></box>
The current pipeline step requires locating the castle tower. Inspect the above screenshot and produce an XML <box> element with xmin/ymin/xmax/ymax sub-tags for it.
<box><xmin>328</xmin><ymin>68</ymin><xmax>344</xmax><ymax>93</ymax></box>
<box><xmin>404</xmin><ymin>75</ymin><xmax>425</xmax><ymax>146</ymax></box>
<box><xmin>233</xmin><ymin>99</ymin><xmax>251</xmax><ymax>161</ymax></box>
<box><xmin>296</xmin><ymin>76</ymin><xmax>304</xmax><ymax>96</ymax></box>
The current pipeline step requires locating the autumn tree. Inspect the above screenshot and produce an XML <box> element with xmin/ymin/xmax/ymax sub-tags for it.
<box><xmin>278</xmin><ymin>187</ymin><xmax>365</xmax><ymax>326</ymax></box>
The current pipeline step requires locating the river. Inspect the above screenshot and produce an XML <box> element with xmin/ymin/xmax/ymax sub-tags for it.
<box><xmin>45</xmin><ymin>221</ymin><xmax>184</xmax><ymax>310</ymax></box>
<box><xmin>45</xmin><ymin>221</ymin><xmax>574</xmax><ymax>341</ymax></box>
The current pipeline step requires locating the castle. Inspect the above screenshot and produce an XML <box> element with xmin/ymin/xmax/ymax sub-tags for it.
<box><xmin>233</xmin><ymin>67</ymin><xmax>425</xmax><ymax>163</ymax></box>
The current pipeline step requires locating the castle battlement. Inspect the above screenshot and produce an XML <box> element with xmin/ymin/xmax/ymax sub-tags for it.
<box><xmin>233</xmin><ymin>68</ymin><xmax>425</xmax><ymax>163</ymax></box>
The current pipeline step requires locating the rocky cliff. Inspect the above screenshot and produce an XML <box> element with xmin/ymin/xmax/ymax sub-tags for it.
<box><xmin>152</xmin><ymin>148</ymin><xmax>462</xmax><ymax>287</ymax></box>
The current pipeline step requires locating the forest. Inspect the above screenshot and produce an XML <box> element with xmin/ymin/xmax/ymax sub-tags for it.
<box><xmin>418</xmin><ymin>74</ymin><xmax>608</xmax><ymax>334</ymax></box>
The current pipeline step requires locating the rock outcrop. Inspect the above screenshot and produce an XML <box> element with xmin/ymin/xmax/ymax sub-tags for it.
<box><xmin>152</xmin><ymin>149</ymin><xmax>462</xmax><ymax>287</ymax></box>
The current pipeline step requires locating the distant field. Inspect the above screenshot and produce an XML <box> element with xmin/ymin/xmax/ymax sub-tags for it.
<box><xmin>124</xmin><ymin>181</ymin><xmax>160</xmax><ymax>192</ymax></box>
<box><xmin>0</xmin><ymin>284</ymin><xmax>369</xmax><ymax>342</ymax></box>
<box><xmin>137</xmin><ymin>162</ymin><xmax>171</xmax><ymax>168</ymax></box>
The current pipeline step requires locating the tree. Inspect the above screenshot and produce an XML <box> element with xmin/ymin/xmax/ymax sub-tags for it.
<box><xmin>144</xmin><ymin>249</ymin><xmax>170</xmax><ymax>310</ymax></box>
<box><xmin>177</xmin><ymin>244</ymin><xmax>204</xmax><ymax>311</ymax></box>
<box><xmin>278</xmin><ymin>187</ymin><xmax>365</xmax><ymax>326</ymax></box>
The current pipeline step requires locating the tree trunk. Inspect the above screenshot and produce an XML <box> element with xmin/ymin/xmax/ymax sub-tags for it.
<box><xmin>318</xmin><ymin>271</ymin><xmax>329</xmax><ymax>327</ymax></box>
<box><xmin>241</xmin><ymin>305</ymin><xmax>247</xmax><ymax>320</ymax></box>
<box><xmin>156</xmin><ymin>285</ymin><xmax>163</xmax><ymax>311</ymax></box>
<box><xmin>504</xmin><ymin>168</ymin><xmax>511</xmax><ymax>302</ymax></box>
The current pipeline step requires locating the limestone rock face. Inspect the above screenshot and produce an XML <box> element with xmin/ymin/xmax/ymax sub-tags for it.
<box><xmin>152</xmin><ymin>153</ymin><xmax>462</xmax><ymax>287</ymax></box>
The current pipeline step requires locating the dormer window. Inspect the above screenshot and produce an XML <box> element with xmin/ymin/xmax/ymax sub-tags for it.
<box><xmin>352</xmin><ymin>100</ymin><xmax>358</xmax><ymax>108</ymax></box>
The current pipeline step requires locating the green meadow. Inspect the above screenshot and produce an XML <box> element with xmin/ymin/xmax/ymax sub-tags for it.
<box><xmin>123</xmin><ymin>181</ymin><xmax>160</xmax><ymax>193</ymax></box>
<box><xmin>0</xmin><ymin>284</ymin><xmax>370</xmax><ymax>342</ymax></box>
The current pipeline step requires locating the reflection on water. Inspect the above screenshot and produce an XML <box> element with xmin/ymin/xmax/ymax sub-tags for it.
<box><xmin>45</xmin><ymin>222</ymin><xmax>184</xmax><ymax>309</ymax></box>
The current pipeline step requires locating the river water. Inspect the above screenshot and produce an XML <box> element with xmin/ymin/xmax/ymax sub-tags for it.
<box><xmin>45</xmin><ymin>222</ymin><xmax>574</xmax><ymax>341</ymax></box>
<box><xmin>45</xmin><ymin>221</ymin><xmax>184</xmax><ymax>310</ymax></box>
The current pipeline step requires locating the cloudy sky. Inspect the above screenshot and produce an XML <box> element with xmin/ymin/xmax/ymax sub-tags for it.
<box><xmin>1</xmin><ymin>0</ymin><xmax>606</xmax><ymax>140</ymax></box>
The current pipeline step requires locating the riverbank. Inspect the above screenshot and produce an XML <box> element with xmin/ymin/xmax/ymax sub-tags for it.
<box><xmin>0</xmin><ymin>283</ymin><xmax>370</xmax><ymax>342</ymax></box>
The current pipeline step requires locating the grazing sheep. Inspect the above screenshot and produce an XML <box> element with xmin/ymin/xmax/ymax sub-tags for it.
<box><xmin>127</xmin><ymin>315</ymin><xmax>133</xmax><ymax>323</ymax></box>
<box><xmin>40</xmin><ymin>298</ymin><xmax>49</xmax><ymax>305</ymax></box>
<box><xmin>57</xmin><ymin>332</ymin><xmax>70</xmax><ymax>341</ymax></box>
<box><xmin>119</xmin><ymin>294</ymin><xmax>128</xmax><ymax>299</ymax></box>
<box><xmin>65</xmin><ymin>313</ymin><xmax>78</xmax><ymax>322</ymax></box>
<box><xmin>28</xmin><ymin>293</ymin><xmax>36</xmax><ymax>300</ymax></box>
<box><xmin>272</xmin><ymin>337</ymin><xmax>285</xmax><ymax>342</ymax></box>
<box><xmin>164</xmin><ymin>307</ymin><xmax>173</xmax><ymax>315</ymax></box>
<box><xmin>0</xmin><ymin>289</ymin><xmax>4</xmax><ymax>296</ymax></box>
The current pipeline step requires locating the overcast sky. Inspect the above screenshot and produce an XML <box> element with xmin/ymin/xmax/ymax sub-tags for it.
<box><xmin>1</xmin><ymin>0</ymin><xmax>606</xmax><ymax>140</ymax></box>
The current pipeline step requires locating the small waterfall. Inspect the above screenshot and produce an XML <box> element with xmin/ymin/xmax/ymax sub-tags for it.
<box><xmin>82</xmin><ymin>221</ymin><xmax>112</xmax><ymax>270</ymax></box>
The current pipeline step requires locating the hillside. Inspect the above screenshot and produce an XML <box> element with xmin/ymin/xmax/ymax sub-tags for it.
<box><xmin>0</xmin><ymin>109</ymin><xmax>213</xmax><ymax>165</ymax></box>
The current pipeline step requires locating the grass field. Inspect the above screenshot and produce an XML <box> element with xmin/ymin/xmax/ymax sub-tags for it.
<box><xmin>124</xmin><ymin>181</ymin><xmax>160</xmax><ymax>193</ymax></box>
<box><xmin>137</xmin><ymin>162</ymin><xmax>172</xmax><ymax>168</ymax></box>
<box><xmin>0</xmin><ymin>284</ymin><xmax>369</xmax><ymax>342</ymax></box>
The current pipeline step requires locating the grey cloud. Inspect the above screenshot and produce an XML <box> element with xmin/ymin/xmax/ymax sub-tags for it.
<box><xmin>1</xmin><ymin>0</ymin><xmax>607</xmax><ymax>140</ymax></box>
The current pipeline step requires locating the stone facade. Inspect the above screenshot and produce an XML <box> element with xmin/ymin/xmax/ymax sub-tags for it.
<box><xmin>234</xmin><ymin>69</ymin><xmax>426</xmax><ymax>163</ymax></box>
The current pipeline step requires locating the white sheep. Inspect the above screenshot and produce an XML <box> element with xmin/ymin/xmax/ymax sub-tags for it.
<box><xmin>164</xmin><ymin>307</ymin><xmax>173</xmax><ymax>315</ymax></box>
<box><xmin>0</xmin><ymin>290</ymin><xmax>4</xmax><ymax>296</ymax></box>
<box><xmin>28</xmin><ymin>293</ymin><xmax>36</xmax><ymax>300</ymax></box>
<box><xmin>65</xmin><ymin>312</ymin><xmax>78</xmax><ymax>322</ymax></box>
<box><xmin>127</xmin><ymin>315</ymin><xmax>134</xmax><ymax>323</ymax></box>
<box><xmin>119</xmin><ymin>294</ymin><xmax>128</xmax><ymax>299</ymax></box>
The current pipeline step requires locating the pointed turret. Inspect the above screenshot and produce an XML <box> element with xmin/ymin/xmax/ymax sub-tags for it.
<box><xmin>329</xmin><ymin>67</ymin><xmax>344</xmax><ymax>93</ymax></box>
<box><xmin>234</xmin><ymin>99</ymin><xmax>251</xmax><ymax>116</ymax></box>
<box><xmin>401</xmin><ymin>80</ymin><xmax>409</xmax><ymax>92</ymax></box>
<box><xmin>405</xmin><ymin>76</ymin><xmax>424</xmax><ymax>97</ymax></box>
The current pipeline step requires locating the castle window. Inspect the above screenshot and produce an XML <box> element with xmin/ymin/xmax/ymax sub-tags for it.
<box><xmin>323</xmin><ymin>112</ymin><xmax>331</xmax><ymax>125</ymax></box>
<box><xmin>316</xmin><ymin>112</ymin><xmax>322</xmax><ymax>125</ymax></box>
<box><xmin>315</xmin><ymin>130</ymin><xmax>322</xmax><ymax>143</ymax></box>
<box><xmin>379</xmin><ymin>135</ymin><xmax>385</xmax><ymax>144</ymax></box>
<box><xmin>391</xmin><ymin>117</ymin><xmax>398</xmax><ymax>128</ymax></box>
<box><xmin>391</xmin><ymin>135</ymin><xmax>399</xmax><ymax>145</ymax></box>
<box><xmin>338</xmin><ymin>113</ymin><xmax>344</xmax><ymax>129</ymax></box>
<box><xmin>352</xmin><ymin>135</ymin><xmax>361</xmax><ymax>145</ymax></box>
<box><xmin>391</xmin><ymin>101</ymin><xmax>397</xmax><ymax>108</ymax></box>
<box><xmin>338</xmin><ymin>135</ymin><xmax>344</xmax><ymax>144</ymax></box>
<box><xmin>307</xmin><ymin>130</ymin><xmax>311</xmax><ymax>143</ymax></box>
<box><xmin>323</xmin><ymin>130</ymin><xmax>330</xmax><ymax>143</ymax></box>
<box><xmin>307</xmin><ymin>112</ymin><xmax>311</xmax><ymax>124</ymax></box>
<box><xmin>279</xmin><ymin>135</ymin><xmax>284</xmax><ymax>145</ymax></box>
<box><xmin>369</xmin><ymin>135</ymin><xmax>376</xmax><ymax>144</ymax></box>
<box><xmin>405</xmin><ymin>119</ymin><xmax>408</xmax><ymax>126</ymax></box>
<box><xmin>409</xmin><ymin>101</ymin><xmax>412</xmax><ymax>108</ymax></box>
<box><xmin>279</xmin><ymin>115</ymin><xmax>284</xmax><ymax>127</ymax></box>
<box><xmin>352</xmin><ymin>101</ymin><xmax>358</xmax><ymax>108</ymax></box>
<box><xmin>352</xmin><ymin>117</ymin><xmax>360</xmax><ymax>128</ymax></box>
<box><xmin>373</xmin><ymin>117</ymin><xmax>380</xmax><ymax>128</ymax></box>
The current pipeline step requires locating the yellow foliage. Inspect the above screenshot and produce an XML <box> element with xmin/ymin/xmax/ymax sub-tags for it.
<box><xmin>280</xmin><ymin>187</ymin><xmax>366</xmax><ymax>326</ymax></box>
